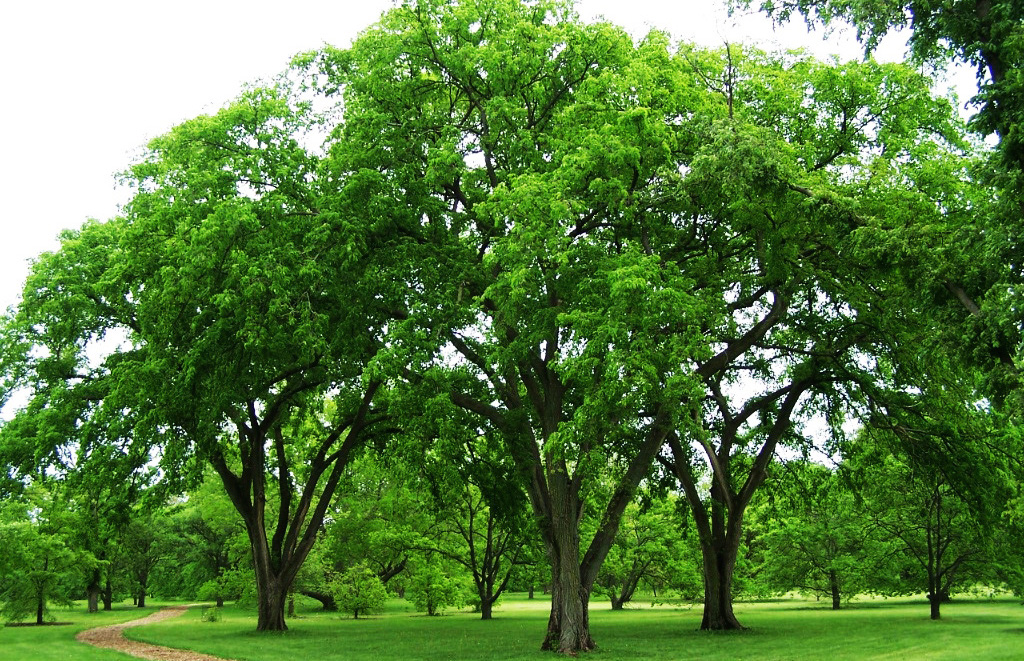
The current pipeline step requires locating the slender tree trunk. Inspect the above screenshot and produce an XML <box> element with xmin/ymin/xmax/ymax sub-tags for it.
<box><xmin>216</xmin><ymin>596</ymin><xmax>225</xmax><ymax>608</ymax></box>
<box><xmin>287</xmin><ymin>593</ymin><xmax>295</xmax><ymax>618</ymax></box>
<box><xmin>829</xmin><ymin>570</ymin><xmax>841</xmax><ymax>610</ymax></box>
<box><xmin>36</xmin><ymin>592</ymin><xmax>45</xmax><ymax>625</ymax></box>
<box><xmin>102</xmin><ymin>577</ymin><xmax>113</xmax><ymax>611</ymax></box>
<box><xmin>87</xmin><ymin>584</ymin><xmax>100</xmax><ymax>613</ymax></box>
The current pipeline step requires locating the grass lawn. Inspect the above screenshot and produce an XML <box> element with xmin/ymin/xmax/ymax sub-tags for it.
<box><xmin>0</xmin><ymin>601</ymin><xmax>160</xmax><ymax>661</ymax></box>
<box><xmin>124</xmin><ymin>594</ymin><xmax>1024</xmax><ymax>660</ymax></box>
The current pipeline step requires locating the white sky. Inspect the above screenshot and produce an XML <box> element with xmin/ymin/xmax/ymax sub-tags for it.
<box><xmin>0</xmin><ymin>0</ymin><xmax>958</xmax><ymax>313</ymax></box>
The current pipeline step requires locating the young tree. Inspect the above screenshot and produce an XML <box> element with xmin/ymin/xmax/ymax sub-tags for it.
<box><xmin>756</xmin><ymin>461</ymin><xmax>875</xmax><ymax>609</ymax></box>
<box><xmin>595</xmin><ymin>496</ymin><xmax>684</xmax><ymax>610</ymax></box>
<box><xmin>330</xmin><ymin>562</ymin><xmax>388</xmax><ymax>619</ymax></box>
<box><xmin>0</xmin><ymin>492</ymin><xmax>89</xmax><ymax>625</ymax></box>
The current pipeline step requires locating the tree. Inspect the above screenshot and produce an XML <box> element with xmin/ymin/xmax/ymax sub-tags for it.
<box><xmin>0</xmin><ymin>491</ymin><xmax>88</xmax><ymax>625</ymax></box>
<box><xmin>0</xmin><ymin>81</ymin><xmax>403</xmax><ymax>631</ymax></box>
<box><xmin>406</xmin><ymin>555</ymin><xmax>469</xmax><ymax>616</ymax></box>
<box><xmin>595</xmin><ymin>496</ymin><xmax>685</xmax><ymax>610</ymax></box>
<box><xmin>117</xmin><ymin>509</ymin><xmax>172</xmax><ymax>608</ymax></box>
<box><xmin>296</xmin><ymin>2</ymin><xmax>704</xmax><ymax>651</ymax></box>
<box><xmin>161</xmin><ymin>473</ymin><xmax>249</xmax><ymax>606</ymax></box>
<box><xmin>756</xmin><ymin>461</ymin><xmax>876</xmax><ymax>609</ymax></box>
<box><xmin>330</xmin><ymin>562</ymin><xmax>388</xmax><ymax>619</ymax></box>
<box><xmin>848</xmin><ymin>429</ymin><xmax>998</xmax><ymax>619</ymax></box>
<box><xmin>650</xmin><ymin>43</ymin><xmax>974</xmax><ymax>630</ymax></box>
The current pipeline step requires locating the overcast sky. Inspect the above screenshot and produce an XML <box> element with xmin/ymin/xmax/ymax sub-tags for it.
<box><xmin>0</xmin><ymin>0</ymin><xmax>936</xmax><ymax>312</ymax></box>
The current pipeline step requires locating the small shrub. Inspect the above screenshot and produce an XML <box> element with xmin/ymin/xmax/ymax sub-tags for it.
<box><xmin>200</xmin><ymin>606</ymin><xmax>222</xmax><ymax>622</ymax></box>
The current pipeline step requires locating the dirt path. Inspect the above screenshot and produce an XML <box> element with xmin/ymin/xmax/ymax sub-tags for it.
<box><xmin>76</xmin><ymin>605</ymin><xmax>237</xmax><ymax>661</ymax></box>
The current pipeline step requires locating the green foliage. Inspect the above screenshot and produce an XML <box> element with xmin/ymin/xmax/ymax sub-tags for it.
<box><xmin>0</xmin><ymin>495</ymin><xmax>88</xmax><ymax>624</ymax></box>
<box><xmin>406</xmin><ymin>557</ymin><xmax>468</xmax><ymax>616</ymax></box>
<box><xmin>330</xmin><ymin>563</ymin><xmax>388</xmax><ymax>619</ymax></box>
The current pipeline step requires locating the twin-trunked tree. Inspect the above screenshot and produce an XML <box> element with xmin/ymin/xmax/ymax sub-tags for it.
<box><xmin>0</xmin><ymin>0</ymin><xmax>982</xmax><ymax>652</ymax></box>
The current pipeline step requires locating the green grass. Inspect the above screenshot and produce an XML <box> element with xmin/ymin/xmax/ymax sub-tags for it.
<box><xmin>0</xmin><ymin>601</ymin><xmax>161</xmax><ymax>661</ymax></box>
<box><xmin>123</xmin><ymin>594</ymin><xmax>1024</xmax><ymax>660</ymax></box>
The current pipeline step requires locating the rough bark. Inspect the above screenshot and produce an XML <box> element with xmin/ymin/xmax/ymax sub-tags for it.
<box><xmin>700</xmin><ymin>536</ymin><xmax>745</xmax><ymax>630</ymax></box>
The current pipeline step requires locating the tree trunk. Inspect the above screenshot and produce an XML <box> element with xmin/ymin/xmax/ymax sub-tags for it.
<box><xmin>287</xmin><ymin>593</ymin><xmax>295</xmax><ymax>618</ymax></box>
<box><xmin>216</xmin><ymin>596</ymin><xmax>225</xmax><ymax>608</ymax></box>
<box><xmin>540</xmin><ymin>498</ymin><xmax>595</xmax><ymax>654</ymax></box>
<box><xmin>528</xmin><ymin>585</ymin><xmax>534</xmax><ymax>599</ymax></box>
<box><xmin>87</xmin><ymin>569</ymin><xmax>101</xmax><ymax>613</ymax></box>
<box><xmin>255</xmin><ymin>572</ymin><xmax>290</xmax><ymax>631</ymax></box>
<box><xmin>480</xmin><ymin>596</ymin><xmax>494</xmax><ymax>620</ymax></box>
<box><xmin>300</xmin><ymin>589</ymin><xmax>338</xmax><ymax>611</ymax></box>
<box><xmin>700</xmin><ymin>540</ymin><xmax>745</xmax><ymax>630</ymax></box>
<box><xmin>36</xmin><ymin>593</ymin><xmax>45</xmax><ymax>625</ymax></box>
<box><xmin>102</xmin><ymin>577</ymin><xmax>113</xmax><ymax>611</ymax></box>
<box><xmin>829</xmin><ymin>570</ymin><xmax>841</xmax><ymax>610</ymax></box>
<box><xmin>928</xmin><ymin>593</ymin><xmax>942</xmax><ymax>620</ymax></box>
<box><xmin>137</xmin><ymin>590</ymin><xmax>146</xmax><ymax>608</ymax></box>
<box><xmin>610</xmin><ymin>595</ymin><xmax>625</xmax><ymax>611</ymax></box>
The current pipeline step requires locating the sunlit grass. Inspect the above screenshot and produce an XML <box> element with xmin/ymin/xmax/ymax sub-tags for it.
<box><xmin>0</xmin><ymin>601</ymin><xmax>160</xmax><ymax>661</ymax></box>
<box><xmin>124</xmin><ymin>594</ymin><xmax>1024</xmax><ymax>660</ymax></box>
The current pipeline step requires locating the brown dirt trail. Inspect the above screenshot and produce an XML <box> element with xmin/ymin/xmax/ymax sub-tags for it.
<box><xmin>76</xmin><ymin>605</ymin><xmax>237</xmax><ymax>661</ymax></box>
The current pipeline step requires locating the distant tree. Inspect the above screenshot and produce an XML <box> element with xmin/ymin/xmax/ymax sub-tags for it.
<box><xmin>756</xmin><ymin>461</ymin><xmax>876</xmax><ymax>609</ymax></box>
<box><xmin>849</xmin><ymin>431</ymin><xmax>997</xmax><ymax>619</ymax></box>
<box><xmin>0</xmin><ymin>492</ymin><xmax>88</xmax><ymax>624</ymax></box>
<box><xmin>407</xmin><ymin>556</ymin><xmax>468</xmax><ymax>617</ymax></box>
<box><xmin>330</xmin><ymin>562</ymin><xmax>388</xmax><ymax>619</ymax></box>
<box><xmin>595</xmin><ymin>496</ymin><xmax>685</xmax><ymax>610</ymax></box>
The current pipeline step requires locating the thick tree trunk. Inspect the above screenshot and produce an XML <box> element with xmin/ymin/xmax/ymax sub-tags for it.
<box><xmin>137</xmin><ymin>591</ymin><xmax>146</xmax><ymax>608</ymax></box>
<box><xmin>216</xmin><ymin>596</ymin><xmax>225</xmax><ymax>608</ymax></box>
<box><xmin>700</xmin><ymin>541</ymin><xmax>745</xmax><ymax>630</ymax></box>
<box><xmin>255</xmin><ymin>573</ymin><xmax>290</xmax><ymax>631</ymax></box>
<box><xmin>610</xmin><ymin>596</ymin><xmax>625</xmax><ymax>611</ymax></box>
<box><xmin>829</xmin><ymin>570</ymin><xmax>841</xmax><ymax>610</ymax></box>
<box><xmin>928</xmin><ymin>593</ymin><xmax>942</xmax><ymax>620</ymax></box>
<box><xmin>480</xmin><ymin>597</ymin><xmax>494</xmax><ymax>620</ymax></box>
<box><xmin>541</xmin><ymin>506</ymin><xmax>595</xmax><ymax>654</ymax></box>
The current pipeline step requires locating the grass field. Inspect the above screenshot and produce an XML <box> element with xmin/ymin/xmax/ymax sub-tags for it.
<box><xmin>2</xmin><ymin>595</ymin><xmax>1021</xmax><ymax>660</ymax></box>
<box><xmin>119</xmin><ymin>594</ymin><xmax>1024</xmax><ymax>661</ymax></box>
<box><xmin>0</xmin><ymin>603</ymin><xmax>160</xmax><ymax>661</ymax></box>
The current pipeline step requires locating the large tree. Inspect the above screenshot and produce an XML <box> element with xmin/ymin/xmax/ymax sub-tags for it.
<box><xmin>296</xmin><ymin>1</ymin><xmax>704</xmax><ymax>652</ymax></box>
<box><xmin>0</xmin><ymin>82</ymin><xmax>403</xmax><ymax>631</ymax></box>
